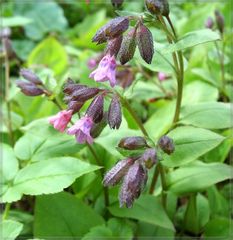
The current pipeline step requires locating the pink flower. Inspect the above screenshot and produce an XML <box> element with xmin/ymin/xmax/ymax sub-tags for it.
<box><xmin>87</xmin><ymin>58</ymin><xmax>97</xmax><ymax>69</ymax></box>
<box><xmin>158</xmin><ymin>72</ymin><xmax>167</xmax><ymax>81</ymax></box>
<box><xmin>89</xmin><ymin>54</ymin><xmax>117</xmax><ymax>87</ymax></box>
<box><xmin>48</xmin><ymin>110</ymin><xmax>72</xmax><ymax>132</ymax></box>
<box><xmin>67</xmin><ymin>116</ymin><xmax>94</xmax><ymax>144</ymax></box>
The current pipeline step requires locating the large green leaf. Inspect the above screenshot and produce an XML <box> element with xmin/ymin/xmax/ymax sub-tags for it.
<box><xmin>145</xmin><ymin>101</ymin><xmax>175</xmax><ymax>140</ymax></box>
<box><xmin>182</xmin><ymin>81</ymin><xmax>218</xmax><ymax>105</ymax></box>
<box><xmin>0</xmin><ymin>220</ymin><xmax>23</xmax><ymax>240</ymax></box>
<box><xmin>159</xmin><ymin>29</ymin><xmax>220</xmax><ymax>54</ymax></box>
<box><xmin>14</xmin><ymin>119</ymin><xmax>83</xmax><ymax>162</ymax></box>
<box><xmin>108</xmin><ymin>195</ymin><xmax>174</xmax><ymax>231</ymax></box>
<box><xmin>34</xmin><ymin>192</ymin><xmax>104</xmax><ymax>238</ymax></box>
<box><xmin>163</xmin><ymin>126</ymin><xmax>224</xmax><ymax>167</ymax></box>
<box><xmin>167</xmin><ymin>161</ymin><xmax>233</xmax><ymax>195</ymax></box>
<box><xmin>14</xmin><ymin>1</ymin><xmax>67</xmax><ymax>40</ymax></box>
<box><xmin>1</xmin><ymin>144</ymin><xmax>18</xmax><ymax>183</ymax></box>
<box><xmin>1</xmin><ymin>157</ymin><xmax>100</xmax><ymax>203</ymax></box>
<box><xmin>27</xmin><ymin>37</ymin><xmax>68</xmax><ymax>75</ymax></box>
<box><xmin>180</xmin><ymin>102</ymin><xmax>233</xmax><ymax>129</ymax></box>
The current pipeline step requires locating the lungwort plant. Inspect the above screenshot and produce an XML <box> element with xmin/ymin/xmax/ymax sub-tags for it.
<box><xmin>1</xmin><ymin>0</ymin><xmax>232</xmax><ymax>239</ymax></box>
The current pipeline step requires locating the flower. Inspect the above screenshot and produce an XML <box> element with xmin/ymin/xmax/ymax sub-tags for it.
<box><xmin>89</xmin><ymin>54</ymin><xmax>117</xmax><ymax>87</ymax></box>
<box><xmin>48</xmin><ymin>110</ymin><xmax>73</xmax><ymax>132</ymax></box>
<box><xmin>67</xmin><ymin>116</ymin><xmax>94</xmax><ymax>144</ymax></box>
<box><xmin>158</xmin><ymin>72</ymin><xmax>167</xmax><ymax>81</ymax></box>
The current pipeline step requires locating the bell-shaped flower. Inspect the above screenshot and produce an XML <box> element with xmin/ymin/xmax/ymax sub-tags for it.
<box><xmin>89</xmin><ymin>54</ymin><xmax>117</xmax><ymax>87</ymax></box>
<box><xmin>67</xmin><ymin>116</ymin><xmax>94</xmax><ymax>144</ymax></box>
<box><xmin>49</xmin><ymin>110</ymin><xmax>73</xmax><ymax>132</ymax></box>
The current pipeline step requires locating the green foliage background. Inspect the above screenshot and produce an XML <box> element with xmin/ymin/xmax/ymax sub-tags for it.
<box><xmin>1</xmin><ymin>0</ymin><xmax>232</xmax><ymax>239</ymax></box>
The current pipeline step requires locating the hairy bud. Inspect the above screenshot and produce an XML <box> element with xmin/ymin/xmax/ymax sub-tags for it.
<box><xmin>118</xmin><ymin>136</ymin><xmax>148</xmax><ymax>150</ymax></box>
<box><xmin>16</xmin><ymin>80</ymin><xmax>44</xmax><ymax>96</ymax></box>
<box><xmin>0</xmin><ymin>27</ymin><xmax>11</xmax><ymax>38</ymax></box>
<box><xmin>63</xmin><ymin>79</ymin><xmax>87</xmax><ymax>95</ymax></box>
<box><xmin>108</xmin><ymin>95</ymin><xmax>122</xmax><ymax>129</ymax></box>
<box><xmin>67</xmin><ymin>101</ymin><xmax>84</xmax><ymax>114</ymax></box>
<box><xmin>145</xmin><ymin>0</ymin><xmax>169</xmax><ymax>16</ymax></box>
<box><xmin>86</xmin><ymin>94</ymin><xmax>104</xmax><ymax>123</ymax></box>
<box><xmin>103</xmin><ymin>158</ymin><xmax>134</xmax><ymax>187</ymax></box>
<box><xmin>2</xmin><ymin>38</ymin><xmax>14</xmax><ymax>58</ymax></box>
<box><xmin>119</xmin><ymin>162</ymin><xmax>148</xmax><ymax>208</ymax></box>
<box><xmin>136</xmin><ymin>23</ymin><xmax>154</xmax><ymax>64</ymax></box>
<box><xmin>215</xmin><ymin>10</ymin><xmax>224</xmax><ymax>34</ymax></box>
<box><xmin>118</xmin><ymin>28</ymin><xmax>137</xmax><ymax>65</ymax></box>
<box><xmin>141</xmin><ymin>148</ymin><xmax>157</xmax><ymax>169</ymax></box>
<box><xmin>111</xmin><ymin>0</ymin><xmax>124</xmax><ymax>8</ymax></box>
<box><xmin>20</xmin><ymin>68</ymin><xmax>42</xmax><ymax>85</ymax></box>
<box><xmin>92</xmin><ymin>17</ymin><xmax>129</xmax><ymax>44</ymax></box>
<box><xmin>158</xmin><ymin>135</ymin><xmax>175</xmax><ymax>155</ymax></box>
<box><xmin>106</xmin><ymin>35</ymin><xmax>123</xmax><ymax>57</ymax></box>
<box><xmin>70</xmin><ymin>87</ymin><xmax>100</xmax><ymax>102</ymax></box>
<box><xmin>205</xmin><ymin>17</ymin><xmax>214</xmax><ymax>29</ymax></box>
<box><xmin>117</xmin><ymin>69</ymin><xmax>135</xmax><ymax>89</ymax></box>
<box><xmin>90</xmin><ymin>112</ymin><xmax>108</xmax><ymax>138</ymax></box>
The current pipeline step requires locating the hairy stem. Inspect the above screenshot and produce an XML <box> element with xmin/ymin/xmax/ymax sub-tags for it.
<box><xmin>158</xmin><ymin>162</ymin><xmax>167</xmax><ymax>209</ymax></box>
<box><xmin>2</xmin><ymin>203</ymin><xmax>11</xmax><ymax>220</ymax></box>
<box><xmin>149</xmin><ymin>164</ymin><xmax>160</xmax><ymax>194</ymax></box>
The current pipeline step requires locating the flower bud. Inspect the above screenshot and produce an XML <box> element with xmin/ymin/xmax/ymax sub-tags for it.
<box><xmin>119</xmin><ymin>162</ymin><xmax>148</xmax><ymax>208</ymax></box>
<box><xmin>111</xmin><ymin>0</ymin><xmax>124</xmax><ymax>8</ymax></box>
<box><xmin>106</xmin><ymin>35</ymin><xmax>123</xmax><ymax>57</ymax></box>
<box><xmin>141</xmin><ymin>148</ymin><xmax>157</xmax><ymax>169</ymax></box>
<box><xmin>117</xmin><ymin>69</ymin><xmax>135</xmax><ymax>89</ymax></box>
<box><xmin>205</xmin><ymin>17</ymin><xmax>214</xmax><ymax>29</ymax></box>
<box><xmin>145</xmin><ymin>0</ymin><xmax>169</xmax><ymax>16</ymax></box>
<box><xmin>136</xmin><ymin>22</ymin><xmax>154</xmax><ymax>64</ymax></box>
<box><xmin>67</xmin><ymin>101</ymin><xmax>84</xmax><ymax>114</ymax></box>
<box><xmin>103</xmin><ymin>158</ymin><xmax>134</xmax><ymax>187</ymax></box>
<box><xmin>215</xmin><ymin>10</ymin><xmax>224</xmax><ymax>34</ymax></box>
<box><xmin>70</xmin><ymin>87</ymin><xmax>100</xmax><ymax>102</ymax></box>
<box><xmin>108</xmin><ymin>95</ymin><xmax>122</xmax><ymax>129</ymax></box>
<box><xmin>2</xmin><ymin>38</ymin><xmax>14</xmax><ymax>58</ymax></box>
<box><xmin>92</xmin><ymin>17</ymin><xmax>129</xmax><ymax>44</ymax></box>
<box><xmin>158</xmin><ymin>135</ymin><xmax>175</xmax><ymax>155</ymax></box>
<box><xmin>118</xmin><ymin>28</ymin><xmax>137</xmax><ymax>65</ymax></box>
<box><xmin>16</xmin><ymin>80</ymin><xmax>44</xmax><ymax>96</ymax></box>
<box><xmin>63</xmin><ymin>79</ymin><xmax>87</xmax><ymax>95</ymax></box>
<box><xmin>90</xmin><ymin>112</ymin><xmax>108</xmax><ymax>138</ymax></box>
<box><xmin>118</xmin><ymin>136</ymin><xmax>148</xmax><ymax>150</ymax></box>
<box><xmin>19</xmin><ymin>68</ymin><xmax>42</xmax><ymax>85</ymax></box>
<box><xmin>86</xmin><ymin>94</ymin><xmax>104</xmax><ymax>123</ymax></box>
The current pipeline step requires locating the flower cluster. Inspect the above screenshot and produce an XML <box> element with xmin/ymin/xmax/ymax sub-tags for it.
<box><xmin>103</xmin><ymin>135</ymin><xmax>174</xmax><ymax>207</ymax></box>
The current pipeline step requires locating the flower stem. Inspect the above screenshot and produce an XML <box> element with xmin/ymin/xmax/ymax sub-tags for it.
<box><xmin>119</xmin><ymin>95</ymin><xmax>149</xmax><ymax>138</ymax></box>
<box><xmin>2</xmin><ymin>203</ymin><xmax>11</xmax><ymax>220</ymax></box>
<box><xmin>158</xmin><ymin>162</ymin><xmax>168</xmax><ymax>209</ymax></box>
<box><xmin>149</xmin><ymin>164</ymin><xmax>160</xmax><ymax>194</ymax></box>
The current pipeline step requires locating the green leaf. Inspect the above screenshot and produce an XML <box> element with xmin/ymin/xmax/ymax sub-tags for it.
<box><xmin>108</xmin><ymin>195</ymin><xmax>174</xmax><ymax>231</ymax></box>
<box><xmin>182</xmin><ymin>81</ymin><xmax>218</xmax><ymax>105</ymax></box>
<box><xmin>34</xmin><ymin>192</ymin><xmax>104</xmax><ymax>238</ymax></box>
<box><xmin>145</xmin><ymin>101</ymin><xmax>175</xmax><ymax>140</ymax></box>
<box><xmin>14</xmin><ymin>1</ymin><xmax>67</xmax><ymax>40</ymax></box>
<box><xmin>163</xmin><ymin>126</ymin><xmax>225</xmax><ymax>167</ymax></box>
<box><xmin>14</xmin><ymin>120</ymin><xmax>84</xmax><ymax>162</ymax></box>
<box><xmin>2</xmin><ymin>16</ymin><xmax>32</xmax><ymax>27</ymax></box>
<box><xmin>0</xmin><ymin>220</ymin><xmax>23</xmax><ymax>240</ymax></box>
<box><xmin>167</xmin><ymin>161</ymin><xmax>233</xmax><ymax>195</ymax></box>
<box><xmin>1</xmin><ymin>143</ymin><xmax>18</xmax><ymax>183</ymax></box>
<box><xmin>96</xmin><ymin>117</ymin><xmax>140</xmax><ymax>158</ymax></box>
<box><xmin>27</xmin><ymin>37</ymin><xmax>68</xmax><ymax>76</ymax></box>
<box><xmin>82</xmin><ymin>226</ymin><xmax>113</xmax><ymax>240</ymax></box>
<box><xmin>180</xmin><ymin>102</ymin><xmax>233</xmax><ymax>129</ymax></box>
<box><xmin>1</xmin><ymin>157</ymin><xmax>100</xmax><ymax>203</ymax></box>
<box><xmin>204</xmin><ymin>217</ymin><xmax>232</xmax><ymax>239</ymax></box>
<box><xmin>159</xmin><ymin>29</ymin><xmax>220</xmax><ymax>54</ymax></box>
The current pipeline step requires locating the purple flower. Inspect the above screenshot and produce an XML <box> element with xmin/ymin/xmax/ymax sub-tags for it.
<box><xmin>158</xmin><ymin>72</ymin><xmax>167</xmax><ymax>81</ymax></box>
<box><xmin>67</xmin><ymin>116</ymin><xmax>94</xmax><ymax>144</ymax></box>
<box><xmin>89</xmin><ymin>54</ymin><xmax>117</xmax><ymax>87</ymax></box>
<box><xmin>87</xmin><ymin>58</ymin><xmax>97</xmax><ymax>69</ymax></box>
<box><xmin>205</xmin><ymin>17</ymin><xmax>214</xmax><ymax>29</ymax></box>
<box><xmin>49</xmin><ymin>110</ymin><xmax>73</xmax><ymax>132</ymax></box>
